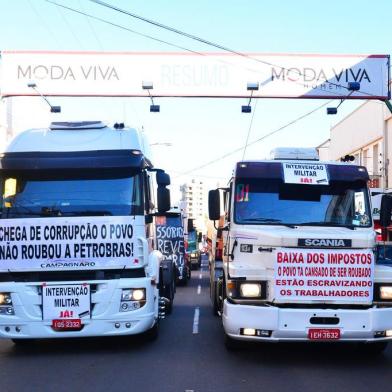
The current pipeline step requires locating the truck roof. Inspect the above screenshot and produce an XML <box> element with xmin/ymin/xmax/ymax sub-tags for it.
<box><xmin>5</xmin><ymin>121</ymin><xmax>152</xmax><ymax>161</ymax></box>
<box><xmin>238</xmin><ymin>159</ymin><xmax>361</xmax><ymax>167</ymax></box>
<box><xmin>234</xmin><ymin>160</ymin><xmax>369</xmax><ymax>182</ymax></box>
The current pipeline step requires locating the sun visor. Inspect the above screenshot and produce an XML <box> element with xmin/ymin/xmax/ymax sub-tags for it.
<box><xmin>0</xmin><ymin>150</ymin><xmax>146</xmax><ymax>171</ymax></box>
<box><xmin>236</xmin><ymin>162</ymin><xmax>369</xmax><ymax>182</ymax></box>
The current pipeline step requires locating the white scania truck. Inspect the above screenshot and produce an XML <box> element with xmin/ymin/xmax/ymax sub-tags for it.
<box><xmin>208</xmin><ymin>148</ymin><xmax>392</xmax><ymax>352</ymax></box>
<box><xmin>0</xmin><ymin>121</ymin><xmax>174</xmax><ymax>343</ymax></box>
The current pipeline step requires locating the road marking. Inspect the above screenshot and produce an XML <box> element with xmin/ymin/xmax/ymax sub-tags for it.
<box><xmin>199</xmin><ymin>273</ymin><xmax>202</xmax><ymax>279</ymax></box>
<box><xmin>197</xmin><ymin>284</ymin><xmax>201</xmax><ymax>294</ymax></box>
<box><xmin>192</xmin><ymin>307</ymin><xmax>200</xmax><ymax>334</ymax></box>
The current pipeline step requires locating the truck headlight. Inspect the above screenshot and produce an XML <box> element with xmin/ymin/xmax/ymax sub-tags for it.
<box><xmin>380</xmin><ymin>286</ymin><xmax>392</xmax><ymax>300</ymax></box>
<box><xmin>0</xmin><ymin>293</ymin><xmax>12</xmax><ymax>305</ymax></box>
<box><xmin>121</xmin><ymin>288</ymin><xmax>146</xmax><ymax>301</ymax></box>
<box><xmin>240</xmin><ymin>283</ymin><xmax>261</xmax><ymax>298</ymax></box>
<box><xmin>131</xmin><ymin>289</ymin><xmax>145</xmax><ymax>301</ymax></box>
<box><xmin>0</xmin><ymin>293</ymin><xmax>14</xmax><ymax>315</ymax></box>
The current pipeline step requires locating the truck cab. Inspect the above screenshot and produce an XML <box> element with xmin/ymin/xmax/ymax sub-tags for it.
<box><xmin>0</xmin><ymin>121</ymin><xmax>173</xmax><ymax>341</ymax></box>
<box><xmin>209</xmin><ymin>148</ymin><xmax>392</xmax><ymax>351</ymax></box>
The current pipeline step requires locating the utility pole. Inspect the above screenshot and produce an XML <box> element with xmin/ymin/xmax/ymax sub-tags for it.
<box><xmin>384</xmin><ymin>100</ymin><xmax>392</xmax><ymax>188</ymax></box>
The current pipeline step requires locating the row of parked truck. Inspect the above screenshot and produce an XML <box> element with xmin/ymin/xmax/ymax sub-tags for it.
<box><xmin>0</xmin><ymin>122</ymin><xmax>391</xmax><ymax>354</ymax></box>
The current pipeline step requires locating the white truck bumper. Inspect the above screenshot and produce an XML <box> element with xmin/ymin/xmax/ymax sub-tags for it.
<box><xmin>223</xmin><ymin>300</ymin><xmax>392</xmax><ymax>342</ymax></box>
<box><xmin>0</xmin><ymin>278</ymin><xmax>158</xmax><ymax>339</ymax></box>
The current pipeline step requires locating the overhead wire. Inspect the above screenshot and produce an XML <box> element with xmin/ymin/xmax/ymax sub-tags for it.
<box><xmin>42</xmin><ymin>1</ymin><xmax>386</xmax><ymax>176</ymax></box>
<box><xmin>77</xmin><ymin>0</ymin><xmax>104</xmax><ymax>50</ymax></box>
<box><xmin>174</xmin><ymin>100</ymin><xmax>333</xmax><ymax>178</ymax></box>
<box><xmin>88</xmin><ymin>0</ymin><xmax>381</xmax><ymax>98</ymax></box>
<box><xmin>54</xmin><ymin>1</ymin><xmax>86</xmax><ymax>49</ymax></box>
<box><xmin>27</xmin><ymin>0</ymin><xmax>62</xmax><ymax>48</ymax></box>
<box><xmin>242</xmin><ymin>99</ymin><xmax>258</xmax><ymax>160</ymax></box>
<box><xmin>45</xmin><ymin>0</ymin><xmax>207</xmax><ymax>55</ymax></box>
<box><xmin>46</xmin><ymin>0</ymin><xmax>388</xmax><ymax>99</ymax></box>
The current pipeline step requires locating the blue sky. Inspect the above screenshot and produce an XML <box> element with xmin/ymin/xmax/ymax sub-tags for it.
<box><xmin>1</xmin><ymin>0</ymin><xmax>392</xmax><ymax>199</ymax></box>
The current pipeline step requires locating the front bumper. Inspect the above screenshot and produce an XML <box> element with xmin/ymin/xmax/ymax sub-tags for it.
<box><xmin>223</xmin><ymin>300</ymin><xmax>392</xmax><ymax>342</ymax></box>
<box><xmin>189</xmin><ymin>255</ymin><xmax>200</xmax><ymax>264</ymax></box>
<box><xmin>0</xmin><ymin>278</ymin><xmax>158</xmax><ymax>339</ymax></box>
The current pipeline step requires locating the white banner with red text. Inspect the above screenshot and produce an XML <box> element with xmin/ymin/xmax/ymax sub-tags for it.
<box><xmin>274</xmin><ymin>248</ymin><xmax>374</xmax><ymax>303</ymax></box>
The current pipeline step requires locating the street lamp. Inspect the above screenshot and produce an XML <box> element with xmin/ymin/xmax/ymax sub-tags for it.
<box><xmin>142</xmin><ymin>81</ymin><xmax>160</xmax><ymax>112</ymax></box>
<box><xmin>27</xmin><ymin>83</ymin><xmax>61</xmax><ymax>113</ymax></box>
<box><xmin>242</xmin><ymin>82</ymin><xmax>259</xmax><ymax>113</ymax></box>
<box><xmin>326</xmin><ymin>82</ymin><xmax>361</xmax><ymax>115</ymax></box>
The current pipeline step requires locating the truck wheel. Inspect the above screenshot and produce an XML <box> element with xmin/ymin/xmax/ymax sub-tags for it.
<box><xmin>216</xmin><ymin>277</ymin><xmax>225</xmax><ymax>315</ymax></box>
<box><xmin>143</xmin><ymin>322</ymin><xmax>159</xmax><ymax>341</ymax></box>
<box><xmin>211</xmin><ymin>282</ymin><xmax>219</xmax><ymax>316</ymax></box>
<box><xmin>182</xmin><ymin>271</ymin><xmax>189</xmax><ymax>286</ymax></box>
<box><xmin>361</xmin><ymin>342</ymin><xmax>389</xmax><ymax>355</ymax></box>
<box><xmin>164</xmin><ymin>279</ymin><xmax>175</xmax><ymax>315</ymax></box>
<box><xmin>224</xmin><ymin>334</ymin><xmax>242</xmax><ymax>350</ymax></box>
<box><xmin>12</xmin><ymin>339</ymin><xmax>34</xmax><ymax>347</ymax></box>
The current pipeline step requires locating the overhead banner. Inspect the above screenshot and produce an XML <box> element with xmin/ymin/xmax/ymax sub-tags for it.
<box><xmin>0</xmin><ymin>51</ymin><xmax>389</xmax><ymax>99</ymax></box>
<box><xmin>0</xmin><ymin>216</ymin><xmax>140</xmax><ymax>271</ymax></box>
<box><xmin>274</xmin><ymin>248</ymin><xmax>374</xmax><ymax>304</ymax></box>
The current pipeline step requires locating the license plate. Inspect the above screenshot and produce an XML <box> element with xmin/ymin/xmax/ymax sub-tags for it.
<box><xmin>52</xmin><ymin>319</ymin><xmax>82</xmax><ymax>331</ymax></box>
<box><xmin>42</xmin><ymin>284</ymin><xmax>90</xmax><ymax>321</ymax></box>
<box><xmin>308</xmin><ymin>328</ymin><xmax>341</xmax><ymax>340</ymax></box>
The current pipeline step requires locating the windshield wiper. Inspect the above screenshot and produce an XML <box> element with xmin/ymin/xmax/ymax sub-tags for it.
<box><xmin>244</xmin><ymin>218</ymin><xmax>296</xmax><ymax>229</ymax></box>
<box><xmin>298</xmin><ymin>222</ymin><xmax>356</xmax><ymax>230</ymax></box>
<box><xmin>62</xmin><ymin>210</ymin><xmax>113</xmax><ymax>216</ymax></box>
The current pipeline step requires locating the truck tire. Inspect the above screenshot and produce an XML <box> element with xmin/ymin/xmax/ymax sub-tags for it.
<box><xmin>12</xmin><ymin>339</ymin><xmax>34</xmax><ymax>347</ymax></box>
<box><xmin>361</xmin><ymin>342</ymin><xmax>389</xmax><ymax>355</ymax></box>
<box><xmin>224</xmin><ymin>334</ymin><xmax>242</xmax><ymax>350</ymax></box>
<box><xmin>211</xmin><ymin>281</ymin><xmax>219</xmax><ymax>316</ymax></box>
<box><xmin>216</xmin><ymin>277</ymin><xmax>225</xmax><ymax>315</ymax></box>
<box><xmin>164</xmin><ymin>277</ymin><xmax>175</xmax><ymax>315</ymax></box>
<box><xmin>143</xmin><ymin>322</ymin><xmax>159</xmax><ymax>341</ymax></box>
<box><xmin>182</xmin><ymin>269</ymin><xmax>189</xmax><ymax>286</ymax></box>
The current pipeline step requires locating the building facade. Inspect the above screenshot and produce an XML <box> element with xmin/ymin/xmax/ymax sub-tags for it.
<box><xmin>179</xmin><ymin>179</ymin><xmax>207</xmax><ymax>232</ymax></box>
<box><xmin>317</xmin><ymin>100</ymin><xmax>390</xmax><ymax>189</ymax></box>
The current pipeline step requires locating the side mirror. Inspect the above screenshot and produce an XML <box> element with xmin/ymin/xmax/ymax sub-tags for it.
<box><xmin>208</xmin><ymin>189</ymin><xmax>221</xmax><ymax>221</ymax></box>
<box><xmin>156</xmin><ymin>170</ymin><xmax>170</xmax><ymax>186</ymax></box>
<box><xmin>157</xmin><ymin>187</ymin><xmax>170</xmax><ymax>213</ymax></box>
<box><xmin>380</xmin><ymin>194</ymin><xmax>392</xmax><ymax>227</ymax></box>
<box><xmin>187</xmin><ymin>219</ymin><xmax>194</xmax><ymax>233</ymax></box>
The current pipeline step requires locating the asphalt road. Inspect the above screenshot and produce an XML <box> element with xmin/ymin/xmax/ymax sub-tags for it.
<box><xmin>0</xmin><ymin>255</ymin><xmax>391</xmax><ymax>392</ymax></box>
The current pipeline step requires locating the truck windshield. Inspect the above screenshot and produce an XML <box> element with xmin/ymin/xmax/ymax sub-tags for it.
<box><xmin>234</xmin><ymin>179</ymin><xmax>371</xmax><ymax>228</ymax></box>
<box><xmin>0</xmin><ymin>169</ymin><xmax>144</xmax><ymax>218</ymax></box>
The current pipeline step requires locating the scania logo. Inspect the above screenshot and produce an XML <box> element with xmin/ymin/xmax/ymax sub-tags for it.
<box><xmin>298</xmin><ymin>238</ymin><xmax>351</xmax><ymax>247</ymax></box>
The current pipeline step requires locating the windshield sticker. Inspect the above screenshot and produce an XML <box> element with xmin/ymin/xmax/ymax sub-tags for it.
<box><xmin>236</xmin><ymin>184</ymin><xmax>249</xmax><ymax>202</ymax></box>
<box><xmin>283</xmin><ymin>162</ymin><xmax>329</xmax><ymax>185</ymax></box>
<box><xmin>354</xmin><ymin>192</ymin><xmax>370</xmax><ymax>225</ymax></box>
